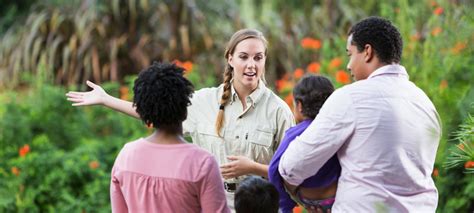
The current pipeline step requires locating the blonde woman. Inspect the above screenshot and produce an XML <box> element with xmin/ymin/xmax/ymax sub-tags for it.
<box><xmin>66</xmin><ymin>29</ymin><xmax>295</xmax><ymax>210</ymax></box>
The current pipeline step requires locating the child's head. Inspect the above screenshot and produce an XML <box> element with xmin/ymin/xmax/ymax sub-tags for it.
<box><xmin>234</xmin><ymin>176</ymin><xmax>279</xmax><ymax>213</ymax></box>
<box><xmin>293</xmin><ymin>75</ymin><xmax>334</xmax><ymax>122</ymax></box>
<box><xmin>133</xmin><ymin>61</ymin><xmax>194</xmax><ymax>134</ymax></box>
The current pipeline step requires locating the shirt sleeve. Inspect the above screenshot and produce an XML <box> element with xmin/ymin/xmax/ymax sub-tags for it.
<box><xmin>199</xmin><ymin>156</ymin><xmax>230</xmax><ymax>213</ymax></box>
<box><xmin>279</xmin><ymin>89</ymin><xmax>355</xmax><ymax>185</ymax></box>
<box><xmin>274</xmin><ymin>105</ymin><xmax>296</xmax><ymax>152</ymax></box>
<box><xmin>110</xmin><ymin>166</ymin><xmax>128</xmax><ymax>213</ymax></box>
<box><xmin>182</xmin><ymin>96</ymin><xmax>198</xmax><ymax>136</ymax></box>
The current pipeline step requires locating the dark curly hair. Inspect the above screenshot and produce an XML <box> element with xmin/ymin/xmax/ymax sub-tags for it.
<box><xmin>133</xmin><ymin>61</ymin><xmax>194</xmax><ymax>134</ymax></box>
<box><xmin>348</xmin><ymin>16</ymin><xmax>403</xmax><ymax>64</ymax></box>
<box><xmin>234</xmin><ymin>176</ymin><xmax>279</xmax><ymax>213</ymax></box>
<box><xmin>293</xmin><ymin>75</ymin><xmax>334</xmax><ymax>119</ymax></box>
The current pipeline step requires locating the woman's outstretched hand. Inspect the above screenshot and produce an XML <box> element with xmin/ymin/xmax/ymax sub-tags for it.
<box><xmin>66</xmin><ymin>80</ymin><xmax>108</xmax><ymax>106</ymax></box>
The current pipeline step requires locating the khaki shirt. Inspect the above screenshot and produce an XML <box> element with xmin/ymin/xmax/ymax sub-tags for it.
<box><xmin>183</xmin><ymin>81</ymin><xmax>295</xmax><ymax>167</ymax></box>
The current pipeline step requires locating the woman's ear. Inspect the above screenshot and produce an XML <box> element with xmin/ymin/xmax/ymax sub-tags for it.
<box><xmin>296</xmin><ymin>100</ymin><xmax>303</xmax><ymax>114</ymax></box>
<box><xmin>227</xmin><ymin>55</ymin><xmax>234</xmax><ymax>68</ymax></box>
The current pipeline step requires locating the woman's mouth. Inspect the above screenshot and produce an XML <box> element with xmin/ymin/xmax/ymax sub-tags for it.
<box><xmin>243</xmin><ymin>72</ymin><xmax>256</xmax><ymax>77</ymax></box>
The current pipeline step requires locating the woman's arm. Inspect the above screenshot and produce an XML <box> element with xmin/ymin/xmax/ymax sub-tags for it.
<box><xmin>220</xmin><ymin>156</ymin><xmax>269</xmax><ymax>179</ymax></box>
<box><xmin>66</xmin><ymin>80</ymin><xmax>140</xmax><ymax>119</ymax></box>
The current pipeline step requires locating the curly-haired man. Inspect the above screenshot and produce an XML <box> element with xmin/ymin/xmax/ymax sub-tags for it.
<box><xmin>280</xmin><ymin>17</ymin><xmax>441</xmax><ymax>212</ymax></box>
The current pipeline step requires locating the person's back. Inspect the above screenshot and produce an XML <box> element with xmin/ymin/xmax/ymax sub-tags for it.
<box><xmin>110</xmin><ymin>62</ymin><xmax>229</xmax><ymax>213</ymax></box>
<box><xmin>333</xmin><ymin>65</ymin><xmax>440</xmax><ymax>211</ymax></box>
<box><xmin>112</xmin><ymin>139</ymin><xmax>228</xmax><ymax>212</ymax></box>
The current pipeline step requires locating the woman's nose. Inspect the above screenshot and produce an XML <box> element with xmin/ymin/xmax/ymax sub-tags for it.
<box><xmin>247</xmin><ymin>60</ymin><xmax>256</xmax><ymax>69</ymax></box>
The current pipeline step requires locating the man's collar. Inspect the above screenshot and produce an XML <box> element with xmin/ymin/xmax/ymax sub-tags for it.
<box><xmin>367</xmin><ymin>64</ymin><xmax>409</xmax><ymax>79</ymax></box>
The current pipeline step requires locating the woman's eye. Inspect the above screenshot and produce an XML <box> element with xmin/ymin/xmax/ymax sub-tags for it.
<box><xmin>239</xmin><ymin>56</ymin><xmax>248</xmax><ymax>60</ymax></box>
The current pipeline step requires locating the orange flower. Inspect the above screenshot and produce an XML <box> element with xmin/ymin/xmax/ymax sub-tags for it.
<box><xmin>410</xmin><ymin>32</ymin><xmax>421</xmax><ymax>42</ymax></box>
<box><xmin>119</xmin><ymin>86</ymin><xmax>129</xmax><ymax>100</ymax></box>
<box><xmin>465</xmin><ymin>161</ymin><xmax>474</xmax><ymax>169</ymax></box>
<box><xmin>431</xmin><ymin>27</ymin><xmax>442</xmax><ymax>36</ymax></box>
<box><xmin>276</xmin><ymin>79</ymin><xmax>293</xmax><ymax>93</ymax></box>
<box><xmin>307</xmin><ymin>62</ymin><xmax>321</xmax><ymax>73</ymax></box>
<box><xmin>293</xmin><ymin>68</ymin><xmax>304</xmax><ymax>79</ymax></box>
<box><xmin>457</xmin><ymin>143</ymin><xmax>465</xmax><ymax>150</ymax></box>
<box><xmin>89</xmin><ymin>160</ymin><xmax>100</xmax><ymax>170</ymax></box>
<box><xmin>276</xmin><ymin>79</ymin><xmax>285</xmax><ymax>92</ymax></box>
<box><xmin>293</xmin><ymin>205</ymin><xmax>303</xmax><ymax>213</ymax></box>
<box><xmin>430</xmin><ymin>1</ymin><xmax>438</xmax><ymax>7</ymax></box>
<box><xmin>439</xmin><ymin>80</ymin><xmax>448</xmax><ymax>90</ymax></box>
<box><xmin>433</xmin><ymin>7</ymin><xmax>443</xmax><ymax>15</ymax></box>
<box><xmin>335</xmin><ymin>70</ymin><xmax>351</xmax><ymax>84</ymax></box>
<box><xmin>173</xmin><ymin>59</ymin><xmax>183</xmax><ymax>66</ymax></box>
<box><xmin>174</xmin><ymin>60</ymin><xmax>193</xmax><ymax>73</ymax></box>
<box><xmin>11</xmin><ymin>167</ymin><xmax>20</xmax><ymax>176</ymax></box>
<box><xmin>329</xmin><ymin>57</ymin><xmax>343</xmax><ymax>69</ymax></box>
<box><xmin>301</xmin><ymin>37</ymin><xmax>321</xmax><ymax>50</ymax></box>
<box><xmin>284</xmin><ymin>94</ymin><xmax>294</xmax><ymax>108</ymax></box>
<box><xmin>19</xmin><ymin>144</ymin><xmax>30</xmax><ymax>157</ymax></box>
<box><xmin>182</xmin><ymin>61</ymin><xmax>194</xmax><ymax>72</ymax></box>
<box><xmin>432</xmin><ymin>168</ymin><xmax>439</xmax><ymax>177</ymax></box>
<box><xmin>451</xmin><ymin>42</ymin><xmax>467</xmax><ymax>54</ymax></box>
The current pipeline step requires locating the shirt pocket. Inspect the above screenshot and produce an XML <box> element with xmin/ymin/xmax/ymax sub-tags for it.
<box><xmin>195</xmin><ymin>125</ymin><xmax>223</xmax><ymax>150</ymax></box>
<box><xmin>249</xmin><ymin>125</ymin><xmax>275</xmax><ymax>147</ymax></box>
<box><xmin>248</xmin><ymin>125</ymin><xmax>275</xmax><ymax>164</ymax></box>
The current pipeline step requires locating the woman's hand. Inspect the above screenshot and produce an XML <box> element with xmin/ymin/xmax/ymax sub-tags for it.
<box><xmin>66</xmin><ymin>81</ymin><xmax>108</xmax><ymax>106</ymax></box>
<box><xmin>220</xmin><ymin>155</ymin><xmax>256</xmax><ymax>179</ymax></box>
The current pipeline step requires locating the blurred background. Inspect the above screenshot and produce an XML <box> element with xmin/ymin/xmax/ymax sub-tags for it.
<box><xmin>0</xmin><ymin>0</ymin><xmax>473</xmax><ymax>212</ymax></box>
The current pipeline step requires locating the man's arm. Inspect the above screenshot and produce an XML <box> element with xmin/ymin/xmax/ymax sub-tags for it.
<box><xmin>279</xmin><ymin>89</ymin><xmax>356</xmax><ymax>185</ymax></box>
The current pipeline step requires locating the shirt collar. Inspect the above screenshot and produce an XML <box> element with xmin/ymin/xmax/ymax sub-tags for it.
<box><xmin>229</xmin><ymin>80</ymin><xmax>266</xmax><ymax>108</ymax></box>
<box><xmin>367</xmin><ymin>64</ymin><xmax>409</xmax><ymax>80</ymax></box>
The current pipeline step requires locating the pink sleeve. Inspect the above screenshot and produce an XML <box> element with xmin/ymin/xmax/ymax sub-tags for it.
<box><xmin>199</xmin><ymin>156</ymin><xmax>230</xmax><ymax>213</ymax></box>
<box><xmin>110</xmin><ymin>165</ymin><xmax>128</xmax><ymax>212</ymax></box>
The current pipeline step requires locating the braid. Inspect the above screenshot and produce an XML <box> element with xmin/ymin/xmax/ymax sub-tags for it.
<box><xmin>215</xmin><ymin>64</ymin><xmax>233</xmax><ymax>136</ymax></box>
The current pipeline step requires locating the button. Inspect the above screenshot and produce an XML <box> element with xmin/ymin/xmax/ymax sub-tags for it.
<box><xmin>236</xmin><ymin>136</ymin><xmax>239</xmax><ymax>139</ymax></box>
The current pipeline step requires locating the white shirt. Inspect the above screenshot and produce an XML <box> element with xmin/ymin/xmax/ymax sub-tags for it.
<box><xmin>183</xmin><ymin>81</ymin><xmax>295</xmax><ymax>211</ymax></box>
<box><xmin>183</xmin><ymin>81</ymin><xmax>294</xmax><ymax>166</ymax></box>
<box><xmin>279</xmin><ymin>65</ymin><xmax>441</xmax><ymax>212</ymax></box>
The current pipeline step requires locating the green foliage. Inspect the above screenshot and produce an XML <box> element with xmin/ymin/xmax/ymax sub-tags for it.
<box><xmin>0</xmin><ymin>67</ymin><xmax>147</xmax><ymax>211</ymax></box>
<box><xmin>437</xmin><ymin>112</ymin><xmax>474</xmax><ymax>212</ymax></box>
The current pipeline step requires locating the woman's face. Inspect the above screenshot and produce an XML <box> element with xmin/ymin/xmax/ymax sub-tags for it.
<box><xmin>228</xmin><ymin>38</ymin><xmax>266</xmax><ymax>91</ymax></box>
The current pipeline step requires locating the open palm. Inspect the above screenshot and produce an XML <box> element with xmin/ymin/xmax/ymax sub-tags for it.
<box><xmin>66</xmin><ymin>81</ymin><xmax>108</xmax><ymax>106</ymax></box>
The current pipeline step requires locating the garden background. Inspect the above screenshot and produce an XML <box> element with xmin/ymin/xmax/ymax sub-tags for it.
<box><xmin>0</xmin><ymin>0</ymin><xmax>473</xmax><ymax>212</ymax></box>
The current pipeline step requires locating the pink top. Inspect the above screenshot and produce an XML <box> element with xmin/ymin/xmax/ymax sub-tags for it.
<box><xmin>110</xmin><ymin>138</ymin><xmax>229</xmax><ymax>213</ymax></box>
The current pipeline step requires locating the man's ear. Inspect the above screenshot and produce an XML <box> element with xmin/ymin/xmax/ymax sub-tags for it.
<box><xmin>364</xmin><ymin>44</ymin><xmax>374</xmax><ymax>63</ymax></box>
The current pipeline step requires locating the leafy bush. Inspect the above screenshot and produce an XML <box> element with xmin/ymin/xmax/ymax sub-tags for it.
<box><xmin>0</xmin><ymin>79</ymin><xmax>147</xmax><ymax>211</ymax></box>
